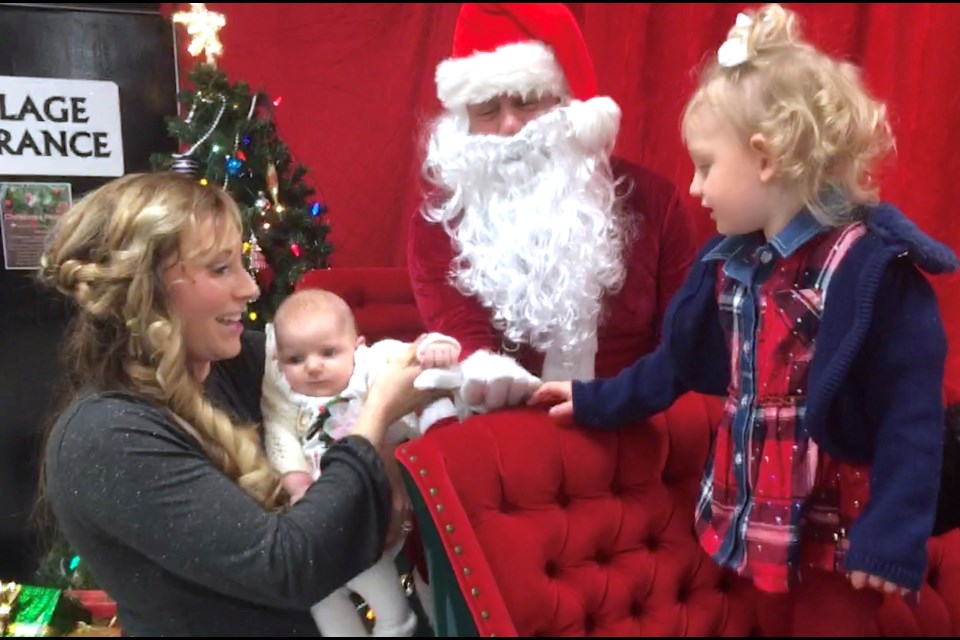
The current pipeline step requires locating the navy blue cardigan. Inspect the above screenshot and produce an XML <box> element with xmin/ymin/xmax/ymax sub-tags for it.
<box><xmin>573</xmin><ymin>203</ymin><xmax>959</xmax><ymax>590</ymax></box>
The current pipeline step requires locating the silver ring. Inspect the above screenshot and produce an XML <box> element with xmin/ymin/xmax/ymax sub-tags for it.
<box><xmin>400</xmin><ymin>520</ymin><xmax>414</xmax><ymax>533</ymax></box>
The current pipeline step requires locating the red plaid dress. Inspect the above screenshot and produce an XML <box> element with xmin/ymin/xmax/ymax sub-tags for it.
<box><xmin>696</xmin><ymin>220</ymin><xmax>872</xmax><ymax>593</ymax></box>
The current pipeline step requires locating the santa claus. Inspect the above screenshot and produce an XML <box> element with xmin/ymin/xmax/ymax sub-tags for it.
<box><xmin>408</xmin><ymin>2</ymin><xmax>698</xmax><ymax>409</ymax></box>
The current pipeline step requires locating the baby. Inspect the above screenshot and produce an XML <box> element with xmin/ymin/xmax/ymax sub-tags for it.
<box><xmin>261</xmin><ymin>288</ymin><xmax>461</xmax><ymax>637</ymax></box>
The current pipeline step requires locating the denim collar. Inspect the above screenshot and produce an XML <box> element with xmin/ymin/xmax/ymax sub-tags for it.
<box><xmin>702</xmin><ymin>209</ymin><xmax>826</xmax><ymax>263</ymax></box>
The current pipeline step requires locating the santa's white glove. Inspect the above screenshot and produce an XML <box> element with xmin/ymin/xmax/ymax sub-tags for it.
<box><xmin>458</xmin><ymin>350</ymin><xmax>541</xmax><ymax>412</ymax></box>
<box><xmin>413</xmin><ymin>368</ymin><xmax>462</xmax><ymax>391</ymax></box>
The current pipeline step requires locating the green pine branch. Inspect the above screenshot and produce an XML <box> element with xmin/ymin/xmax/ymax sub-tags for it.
<box><xmin>151</xmin><ymin>63</ymin><xmax>333</xmax><ymax>330</ymax></box>
<box><xmin>33</xmin><ymin>535</ymin><xmax>98</xmax><ymax>590</ymax></box>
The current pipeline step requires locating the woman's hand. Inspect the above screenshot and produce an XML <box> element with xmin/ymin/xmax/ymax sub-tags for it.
<box><xmin>282</xmin><ymin>471</ymin><xmax>315</xmax><ymax>505</ymax></box>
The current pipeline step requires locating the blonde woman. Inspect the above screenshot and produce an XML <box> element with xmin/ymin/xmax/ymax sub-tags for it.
<box><xmin>38</xmin><ymin>172</ymin><xmax>437</xmax><ymax>635</ymax></box>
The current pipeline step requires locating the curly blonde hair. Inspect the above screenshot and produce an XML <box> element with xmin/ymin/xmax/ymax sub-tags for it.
<box><xmin>39</xmin><ymin>172</ymin><xmax>281</xmax><ymax>508</ymax></box>
<box><xmin>681</xmin><ymin>3</ymin><xmax>895</xmax><ymax>224</ymax></box>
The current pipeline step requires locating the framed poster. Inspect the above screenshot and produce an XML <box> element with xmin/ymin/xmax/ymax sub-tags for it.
<box><xmin>0</xmin><ymin>181</ymin><xmax>72</xmax><ymax>270</ymax></box>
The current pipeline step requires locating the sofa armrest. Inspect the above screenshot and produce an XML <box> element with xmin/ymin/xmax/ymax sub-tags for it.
<box><xmin>398</xmin><ymin>434</ymin><xmax>518</xmax><ymax>637</ymax></box>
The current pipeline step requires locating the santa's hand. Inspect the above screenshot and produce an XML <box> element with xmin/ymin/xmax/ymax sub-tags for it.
<box><xmin>459</xmin><ymin>350</ymin><xmax>541</xmax><ymax>411</ymax></box>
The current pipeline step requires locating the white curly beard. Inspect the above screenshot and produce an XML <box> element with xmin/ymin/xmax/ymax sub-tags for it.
<box><xmin>421</xmin><ymin>106</ymin><xmax>629</xmax><ymax>379</ymax></box>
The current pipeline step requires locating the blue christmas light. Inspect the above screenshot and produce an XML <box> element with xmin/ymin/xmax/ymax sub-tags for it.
<box><xmin>311</xmin><ymin>202</ymin><xmax>327</xmax><ymax>217</ymax></box>
<box><xmin>226</xmin><ymin>157</ymin><xmax>243</xmax><ymax>176</ymax></box>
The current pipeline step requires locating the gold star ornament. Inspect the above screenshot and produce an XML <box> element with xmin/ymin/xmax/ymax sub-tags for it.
<box><xmin>173</xmin><ymin>3</ymin><xmax>227</xmax><ymax>66</ymax></box>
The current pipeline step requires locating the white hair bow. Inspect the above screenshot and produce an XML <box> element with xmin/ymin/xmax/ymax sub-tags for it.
<box><xmin>717</xmin><ymin>12</ymin><xmax>753</xmax><ymax>68</ymax></box>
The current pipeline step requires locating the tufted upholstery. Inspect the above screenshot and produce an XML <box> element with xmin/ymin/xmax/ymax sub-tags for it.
<box><xmin>296</xmin><ymin>267</ymin><xmax>425</xmax><ymax>343</ymax></box>
<box><xmin>296</xmin><ymin>267</ymin><xmax>960</xmax><ymax>636</ymax></box>
<box><xmin>397</xmin><ymin>393</ymin><xmax>960</xmax><ymax>637</ymax></box>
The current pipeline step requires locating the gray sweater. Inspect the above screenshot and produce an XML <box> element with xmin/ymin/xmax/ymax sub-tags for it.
<box><xmin>43</xmin><ymin>331</ymin><xmax>391</xmax><ymax>636</ymax></box>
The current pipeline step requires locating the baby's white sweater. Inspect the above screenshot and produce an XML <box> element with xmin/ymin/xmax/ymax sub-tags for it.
<box><xmin>262</xmin><ymin>329</ymin><xmax>459</xmax><ymax>476</ymax></box>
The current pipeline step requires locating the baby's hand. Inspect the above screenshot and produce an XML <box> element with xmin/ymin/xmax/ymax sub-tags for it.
<box><xmin>527</xmin><ymin>381</ymin><xmax>574</xmax><ymax>425</ymax></box>
<box><xmin>283</xmin><ymin>471</ymin><xmax>315</xmax><ymax>505</ymax></box>
<box><xmin>419</xmin><ymin>341</ymin><xmax>461</xmax><ymax>369</ymax></box>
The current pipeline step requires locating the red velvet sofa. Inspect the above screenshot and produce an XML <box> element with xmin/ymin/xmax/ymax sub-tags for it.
<box><xmin>297</xmin><ymin>267</ymin><xmax>960</xmax><ymax>637</ymax></box>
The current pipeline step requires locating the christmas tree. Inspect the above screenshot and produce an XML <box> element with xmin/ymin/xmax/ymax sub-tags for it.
<box><xmin>32</xmin><ymin>537</ymin><xmax>97</xmax><ymax>591</ymax></box>
<box><xmin>151</xmin><ymin>62</ymin><xmax>333</xmax><ymax>329</ymax></box>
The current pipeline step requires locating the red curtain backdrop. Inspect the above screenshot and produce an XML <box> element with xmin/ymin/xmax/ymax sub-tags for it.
<box><xmin>161</xmin><ymin>3</ymin><xmax>960</xmax><ymax>387</ymax></box>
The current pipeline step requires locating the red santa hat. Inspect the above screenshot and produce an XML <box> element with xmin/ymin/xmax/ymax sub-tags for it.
<box><xmin>435</xmin><ymin>3</ymin><xmax>620</xmax><ymax>153</ymax></box>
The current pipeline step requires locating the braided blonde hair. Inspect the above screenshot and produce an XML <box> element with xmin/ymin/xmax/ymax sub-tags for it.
<box><xmin>39</xmin><ymin>172</ymin><xmax>281</xmax><ymax>508</ymax></box>
<box><xmin>682</xmin><ymin>3</ymin><xmax>895</xmax><ymax>225</ymax></box>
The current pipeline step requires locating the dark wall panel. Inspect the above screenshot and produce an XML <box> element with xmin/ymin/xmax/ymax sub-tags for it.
<box><xmin>0</xmin><ymin>2</ymin><xmax>177</xmax><ymax>581</ymax></box>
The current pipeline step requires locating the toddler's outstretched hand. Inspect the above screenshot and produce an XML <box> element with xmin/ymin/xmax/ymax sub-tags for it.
<box><xmin>527</xmin><ymin>381</ymin><xmax>574</xmax><ymax>425</ymax></box>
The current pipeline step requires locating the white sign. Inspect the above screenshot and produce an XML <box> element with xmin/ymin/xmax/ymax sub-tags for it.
<box><xmin>0</xmin><ymin>76</ymin><xmax>124</xmax><ymax>177</ymax></box>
